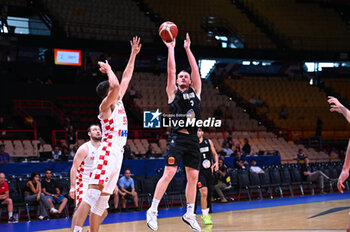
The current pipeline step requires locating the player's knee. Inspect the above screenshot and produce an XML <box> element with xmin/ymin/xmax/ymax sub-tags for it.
<box><xmin>83</xmin><ymin>188</ymin><xmax>101</xmax><ymax>207</ymax></box>
<box><xmin>91</xmin><ymin>196</ymin><xmax>109</xmax><ymax>216</ymax></box>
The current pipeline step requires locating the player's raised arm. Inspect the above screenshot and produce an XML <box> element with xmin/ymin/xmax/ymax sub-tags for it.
<box><xmin>119</xmin><ymin>36</ymin><xmax>142</xmax><ymax>100</ymax></box>
<box><xmin>163</xmin><ymin>39</ymin><xmax>177</xmax><ymax>102</ymax></box>
<box><xmin>98</xmin><ymin>60</ymin><xmax>120</xmax><ymax>112</ymax></box>
<box><xmin>338</xmin><ymin>139</ymin><xmax>350</xmax><ymax>193</ymax></box>
<box><xmin>209</xmin><ymin>139</ymin><xmax>219</xmax><ymax>172</ymax></box>
<box><xmin>328</xmin><ymin>96</ymin><xmax>350</xmax><ymax>123</ymax></box>
<box><xmin>69</xmin><ymin>144</ymin><xmax>88</xmax><ymax>199</ymax></box>
<box><xmin>184</xmin><ymin>33</ymin><xmax>201</xmax><ymax>97</ymax></box>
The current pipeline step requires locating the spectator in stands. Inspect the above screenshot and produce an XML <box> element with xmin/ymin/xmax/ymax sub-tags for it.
<box><xmin>250</xmin><ymin>159</ymin><xmax>264</xmax><ymax>174</ymax></box>
<box><xmin>24</xmin><ymin>172</ymin><xmax>57</xmax><ymax>220</ymax></box>
<box><xmin>225</xmin><ymin>132</ymin><xmax>233</xmax><ymax>149</ymax></box>
<box><xmin>0</xmin><ymin>144</ymin><xmax>10</xmax><ymax>163</ymax></box>
<box><xmin>249</xmin><ymin>95</ymin><xmax>256</xmax><ymax>105</ymax></box>
<box><xmin>69</xmin><ymin>145</ymin><xmax>78</xmax><ymax>159</ymax></box>
<box><xmin>0</xmin><ymin>4</ymin><xmax>8</xmax><ymax>33</ymax></box>
<box><xmin>242</xmin><ymin>138</ymin><xmax>251</xmax><ymax>155</ymax></box>
<box><xmin>214</xmin><ymin>160</ymin><xmax>230</xmax><ymax>202</ymax></box>
<box><xmin>218</xmin><ymin>155</ymin><xmax>231</xmax><ymax>170</ymax></box>
<box><xmin>302</xmin><ymin>158</ymin><xmax>336</xmax><ymax>194</ymax></box>
<box><xmin>51</xmin><ymin>146</ymin><xmax>62</xmax><ymax>160</ymax></box>
<box><xmin>222</xmin><ymin>142</ymin><xmax>233</xmax><ymax>156</ymax></box>
<box><xmin>67</xmin><ymin>125</ymin><xmax>77</xmax><ymax>145</ymax></box>
<box><xmin>118</xmin><ymin>169</ymin><xmax>139</xmax><ymax>211</ymax></box>
<box><xmin>64</xmin><ymin>117</ymin><xmax>71</xmax><ymax>131</ymax></box>
<box><xmin>61</xmin><ymin>146</ymin><xmax>70</xmax><ymax>161</ymax></box>
<box><xmin>0</xmin><ymin>173</ymin><xmax>16</xmax><ymax>222</ymax></box>
<box><xmin>123</xmin><ymin>145</ymin><xmax>135</xmax><ymax>160</ymax></box>
<box><xmin>234</xmin><ymin>152</ymin><xmax>249</xmax><ymax>170</ymax></box>
<box><xmin>256</xmin><ymin>96</ymin><xmax>265</xmax><ymax>107</ymax></box>
<box><xmin>41</xmin><ymin>169</ymin><xmax>68</xmax><ymax>214</ymax></box>
<box><xmin>295</xmin><ymin>149</ymin><xmax>307</xmax><ymax>164</ymax></box>
<box><xmin>233</xmin><ymin>143</ymin><xmax>241</xmax><ymax>156</ymax></box>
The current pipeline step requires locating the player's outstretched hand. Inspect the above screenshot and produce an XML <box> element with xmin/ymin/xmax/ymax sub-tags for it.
<box><xmin>69</xmin><ymin>187</ymin><xmax>76</xmax><ymax>199</ymax></box>
<box><xmin>162</xmin><ymin>38</ymin><xmax>176</xmax><ymax>49</ymax></box>
<box><xmin>184</xmin><ymin>33</ymin><xmax>191</xmax><ymax>49</ymax></box>
<box><xmin>328</xmin><ymin>96</ymin><xmax>345</xmax><ymax>114</ymax></box>
<box><xmin>131</xmin><ymin>36</ymin><xmax>142</xmax><ymax>55</ymax></box>
<box><xmin>98</xmin><ymin>60</ymin><xmax>112</xmax><ymax>74</ymax></box>
<box><xmin>337</xmin><ymin>169</ymin><xmax>349</xmax><ymax>193</ymax></box>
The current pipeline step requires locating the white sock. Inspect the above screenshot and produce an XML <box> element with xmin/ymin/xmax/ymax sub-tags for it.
<box><xmin>202</xmin><ymin>208</ymin><xmax>209</xmax><ymax>217</ymax></box>
<box><xmin>150</xmin><ymin>198</ymin><xmax>160</xmax><ymax>211</ymax></box>
<box><xmin>73</xmin><ymin>226</ymin><xmax>83</xmax><ymax>232</ymax></box>
<box><xmin>186</xmin><ymin>203</ymin><xmax>195</xmax><ymax>215</ymax></box>
<box><xmin>8</xmin><ymin>212</ymin><xmax>13</xmax><ymax>218</ymax></box>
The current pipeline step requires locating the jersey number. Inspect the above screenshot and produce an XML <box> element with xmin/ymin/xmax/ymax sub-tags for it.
<box><xmin>190</xmin><ymin>100</ymin><xmax>194</xmax><ymax>107</ymax></box>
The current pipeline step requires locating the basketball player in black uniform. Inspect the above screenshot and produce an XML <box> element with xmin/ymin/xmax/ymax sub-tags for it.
<box><xmin>146</xmin><ymin>33</ymin><xmax>202</xmax><ymax>231</ymax></box>
<box><xmin>197</xmin><ymin>128</ymin><xmax>218</xmax><ymax>225</ymax></box>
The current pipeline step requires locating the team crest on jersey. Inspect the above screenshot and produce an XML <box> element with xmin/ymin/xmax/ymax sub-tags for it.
<box><xmin>202</xmin><ymin>159</ymin><xmax>211</xmax><ymax>169</ymax></box>
<box><xmin>105</xmin><ymin>177</ymin><xmax>109</xmax><ymax>183</ymax></box>
<box><xmin>197</xmin><ymin>182</ymin><xmax>202</xmax><ymax>188</ymax></box>
<box><xmin>168</xmin><ymin>156</ymin><xmax>175</xmax><ymax>165</ymax></box>
<box><xmin>186</xmin><ymin>109</ymin><xmax>195</xmax><ymax>119</ymax></box>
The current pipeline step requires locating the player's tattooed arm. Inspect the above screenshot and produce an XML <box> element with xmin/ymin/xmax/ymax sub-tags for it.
<box><xmin>184</xmin><ymin>33</ymin><xmax>201</xmax><ymax>98</ymax></box>
<box><xmin>119</xmin><ymin>36</ymin><xmax>142</xmax><ymax>100</ymax></box>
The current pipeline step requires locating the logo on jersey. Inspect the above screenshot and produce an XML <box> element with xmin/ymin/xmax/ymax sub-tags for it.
<box><xmin>202</xmin><ymin>159</ymin><xmax>211</xmax><ymax>169</ymax></box>
<box><xmin>197</xmin><ymin>182</ymin><xmax>202</xmax><ymax>188</ymax></box>
<box><xmin>186</xmin><ymin>109</ymin><xmax>195</xmax><ymax>119</ymax></box>
<box><xmin>168</xmin><ymin>156</ymin><xmax>175</xmax><ymax>165</ymax></box>
<box><xmin>200</xmin><ymin>147</ymin><xmax>209</xmax><ymax>153</ymax></box>
<box><xmin>118</xmin><ymin>130</ymin><xmax>128</xmax><ymax>137</ymax></box>
<box><xmin>143</xmin><ymin>109</ymin><xmax>161</xmax><ymax>128</ymax></box>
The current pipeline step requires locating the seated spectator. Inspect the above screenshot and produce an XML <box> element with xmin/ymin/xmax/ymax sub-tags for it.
<box><xmin>123</xmin><ymin>145</ymin><xmax>135</xmax><ymax>160</ymax></box>
<box><xmin>302</xmin><ymin>158</ymin><xmax>337</xmax><ymax>194</ymax></box>
<box><xmin>118</xmin><ymin>169</ymin><xmax>139</xmax><ymax>211</ymax></box>
<box><xmin>234</xmin><ymin>152</ymin><xmax>249</xmax><ymax>169</ymax></box>
<box><xmin>225</xmin><ymin>132</ymin><xmax>233</xmax><ymax>149</ymax></box>
<box><xmin>242</xmin><ymin>138</ymin><xmax>251</xmax><ymax>156</ymax></box>
<box><xmin>61</xmin><ymin>146</ymin><xmax>70</xmax><ymax>161</ymax></box>
<box><xmin>295</xmin><ymin>149</ymin><xmax>307</xmax><ymax>164</ymax></box>
<box><xmin>24</xmin><ymin>172</ymin><xmax>57</xmax><ymax>220</ymax></box>
<box><xmin>248</xmin><ymin>95</ymin><xmax>256</xmax><ymax>105</ymax></box>
<box><xmin>69</xmin><ymin>145</ymin><xmax>78</xmax><ymax>160</ymax></box>
<box><xmin>250</xmin><ymin>159</ymin><xmax>264</xmax><ymax>174</ymax></box>
<box><xmin>0</xmin><ymin>173</ymin><xmax>16</xmax><ymax>223</ymax></box>
<box><xmin>0</xmin><ymin>144</ymin><xmax>10</xmax><ymax>163</ymax></box>
<box><xmin>41</xmin><ymin>169</ymin><xmax>68</xmax><ymax>214</ymax></box>
<box><xmin>51</xmin><ymin>146</ymin><xmax>62</xmax><ymax>160</ymax></box>
<box><xmin>66</xmin><ymin>125</ymin><xmax>77</xmax><ymax>145</ymax></box>
<box><xmin>222</xmin><ymin>143</ymin><xmax>233</xmax><ymax>157</ymax></box>
<box><xmin>279</xmin><ymin>106</ymin><xmax>288</xmax><ymax>119</ymax></box>
<box><xmin>214</xmin><ymin>160</ymin><xmax>231</xmax><ymax>203</ymax></box>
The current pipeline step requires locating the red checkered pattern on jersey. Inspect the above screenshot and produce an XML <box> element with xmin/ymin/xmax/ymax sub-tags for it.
<box><xmin>93</xmin><ymin>118</ymin><xmax>114</xmax><ymax>185</ymax></box>
<box><xmin>76</xmin><ymin>161</ymin><xmax>85</xmax><ymax>205</ymax></box>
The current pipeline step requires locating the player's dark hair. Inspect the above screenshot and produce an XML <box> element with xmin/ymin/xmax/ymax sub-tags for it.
<box><xmin>88</xmin><ymin>124</ymin><xmax>101</xmax><ymax>132</ymax></box>
<box><xmin>96</xmin><ymin>80</ymin><xmax>109</xmax><ymax>99</ymax></box>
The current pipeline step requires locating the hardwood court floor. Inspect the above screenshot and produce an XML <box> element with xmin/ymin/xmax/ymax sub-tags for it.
<box><xmin>42</xmin><ymin>198</ymin><xmax>350</xmax><ymax>232</ymax></box>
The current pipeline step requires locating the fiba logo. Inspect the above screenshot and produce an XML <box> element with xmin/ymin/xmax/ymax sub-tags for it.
<box><xmin>143</xmin><ymin>109</ymin><xmax>161</xmax><ymax>128</ymax></box>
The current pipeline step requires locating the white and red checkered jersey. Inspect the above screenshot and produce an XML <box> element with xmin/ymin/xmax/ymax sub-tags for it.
<box><xmin>92</xmin><ymin>100</ymin><xmax>128</xmax><ymax>185</ymax></box>
<box><xmin>76</xmin><ymin>141</ymin><xmax>98</xmax><ymax>205</ymax></box>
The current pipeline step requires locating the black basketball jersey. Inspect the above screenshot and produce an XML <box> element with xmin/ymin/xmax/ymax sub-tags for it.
<box><xmin>199</xmin><ymin>138</ymin><xmax>213</xmax><ymax>170</ymax></box>
<box><xmin>169</xmin><ymin>87</ymin><xmax>201</xmax><ymax>135</ymax></box>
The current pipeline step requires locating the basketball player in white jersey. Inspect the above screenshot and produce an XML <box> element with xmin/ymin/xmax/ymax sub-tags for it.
<box><xmin>328</xmin><ymin>96</ymin><xmax>350</xmax><ymax>232</ymax></box>
<box><xmin>72</xmin><ymin>36</ymin><xmax>141</xmax><ymax>232</ymax></box>
<box><xmin>69</xmin><ymin>124</ymin><xmax>107</xmax><ymax>231</ymax></box>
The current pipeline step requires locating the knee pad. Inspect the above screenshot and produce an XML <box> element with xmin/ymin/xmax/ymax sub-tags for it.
<box><xmin>91</xmin><ymin>195</ymin><xmax>110</xmax><ymax>216</ymax></box>
<box><xmin>83</xmin><ymin>189</ymin><xmax>101</xmax><ymax>208</ymax></box>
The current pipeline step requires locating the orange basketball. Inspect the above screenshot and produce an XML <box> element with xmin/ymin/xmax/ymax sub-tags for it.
<box><xmin>159</xmin><ymin>21</ymin><xmax>178</xmax><ymax>42</ymax></box>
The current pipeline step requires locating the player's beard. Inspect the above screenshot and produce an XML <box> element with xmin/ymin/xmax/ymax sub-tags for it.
<box><xmin>92</xmin><ymin>136</ymin><xmax>102</xmax><ymax>142</ymax></box>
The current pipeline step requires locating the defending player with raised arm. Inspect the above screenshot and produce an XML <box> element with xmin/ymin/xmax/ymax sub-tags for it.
<box><xmin>72</xmin><ymin>36</ymin><xmax>141</xmax><ymax>232</ymax></box>
<box><xmin>69</xmin><ymin>124</ymin><xmax>107</xmax><ymax>231</ymax></box>
<box><xmin>146</xmin><ymin>33</ymin><xmax>202</xmax><ymax>232</ymax></box>
<box><xmin>328</xmin><ymin>96</ymin><xmax>350</xmax><ymax>231</ymax></box>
